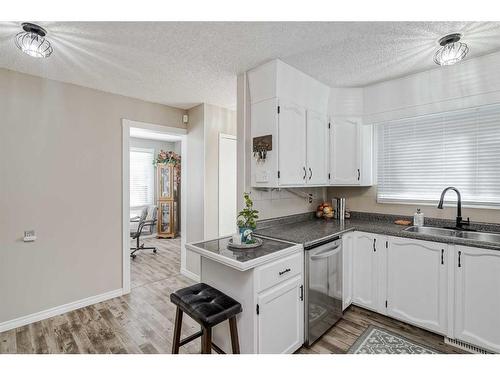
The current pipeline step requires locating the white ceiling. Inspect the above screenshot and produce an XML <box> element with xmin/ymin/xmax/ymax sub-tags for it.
<box><xmin>1</xmin><ymin>21</ymin><xmax>500</xmax><ymax>110</ymax></box>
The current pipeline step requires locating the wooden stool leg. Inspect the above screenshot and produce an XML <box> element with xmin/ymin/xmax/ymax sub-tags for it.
<box><xmin>201</xmin><ymin>326</ymin><xmax>212</xmax><ymax>354</ymax></box>
<box><xmin>172</xmin><ymin>307</ymin><xmax>183</xmax><ymax>354</ymax></box>
<box><xmin>229</xmin><ymin>317</ymin><xmax>240</xmax><ymax>354</ymax></box>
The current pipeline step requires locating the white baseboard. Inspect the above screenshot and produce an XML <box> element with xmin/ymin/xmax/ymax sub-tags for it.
<box><xmin>180</xmin><ymin>267</ymin><xmax>200</xmax><ymax>282</ymax></box>
<box><xmin>0</xmin><ymin>288</ymin><xmax>123</xmax><ymax>333</ymax></box>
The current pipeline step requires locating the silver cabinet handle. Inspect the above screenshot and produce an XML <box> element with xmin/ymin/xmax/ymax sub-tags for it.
<box><xmin>303</xmin><ymin>167</ymin><xmax>306</xmax><ymax>180</ymax></box>
<box><xmin>310</xmin><ymin>246</ymin><xmax>341</xmax><ymax>260</ymax></box>
<box><xmin>308</xmin><ymin>167</ymin><xmax>312</xmax><ymax>180</ymax></box>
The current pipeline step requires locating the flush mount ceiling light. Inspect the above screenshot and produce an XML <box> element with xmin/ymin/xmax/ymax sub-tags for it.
<box><xmin>433</xmin><ymin>33</ymin><xmax>469</xmax><ymax>66</ymax></box>
<box><xmin>15</xmin><ymin>22</ymin><xmax>53</xmax><ymax>58</ymax></box>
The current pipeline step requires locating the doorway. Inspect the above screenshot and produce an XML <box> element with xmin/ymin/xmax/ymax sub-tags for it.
<box><xmin>122</xmin><ymin>119</ymin><xmax>189</xmax><ymax>294</ymax></box>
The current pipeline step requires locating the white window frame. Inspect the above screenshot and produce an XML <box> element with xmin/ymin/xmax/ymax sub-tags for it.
<box><xmin>129</xmin><ymin>146</ymin><xmax>155</xmax><ymax>209</ymax></box>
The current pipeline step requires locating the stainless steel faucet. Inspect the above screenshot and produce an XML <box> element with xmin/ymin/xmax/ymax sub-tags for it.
<box><xmin>437</xmin><ymin>187</ymin><xmax>470</xmax><ymax>229</ymax></box>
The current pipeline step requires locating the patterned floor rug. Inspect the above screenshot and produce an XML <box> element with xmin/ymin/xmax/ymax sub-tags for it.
<box><xmin>348</xmin><ymin>325</ymin><xmax>440</xmax><ymax>354</ymax></box>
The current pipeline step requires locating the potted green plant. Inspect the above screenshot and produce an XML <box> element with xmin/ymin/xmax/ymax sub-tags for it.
<box><xmin>237</xmin><ymin>192</ymin><xmax>259</xmax><ymax>244</ymax></box>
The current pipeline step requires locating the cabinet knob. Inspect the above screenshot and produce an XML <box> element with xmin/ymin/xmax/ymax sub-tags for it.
<box><xmin>303</xmin><ymin>167</ymin><xmax>307</xmax><ymax>180</ymax></box>
<box><xmin>308</xmin><ymin>167</ymin><xmax>312</xmax><ymax>180</ymax></box>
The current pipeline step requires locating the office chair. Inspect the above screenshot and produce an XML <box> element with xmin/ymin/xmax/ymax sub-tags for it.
<box><xmin>130</xmin><ymin>206</ymin><xmax>157</xmax><ymax>259</ymax></box>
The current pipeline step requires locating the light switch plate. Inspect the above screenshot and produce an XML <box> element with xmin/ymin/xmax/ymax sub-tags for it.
<box><xmin>24</xmin><ymin>230</ymin><xmax>36</xmax><ymax>242</ymax></box>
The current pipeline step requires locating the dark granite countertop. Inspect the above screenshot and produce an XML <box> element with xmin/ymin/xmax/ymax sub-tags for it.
<box><xmin>186</xmin><ymin>236</ymin><xmax>300</xmax><ymax>271</ymax></box>
<box><xmin>255</xmin><ymin>212</ymin><xmax>500</xmax><ymax>251</ymax></box>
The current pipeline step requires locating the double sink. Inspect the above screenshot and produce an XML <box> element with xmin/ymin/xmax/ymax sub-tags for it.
<box><xmin>405</xmin><ymin>226</ymin><xmax>500</xmax><ymax>244</ymax></box>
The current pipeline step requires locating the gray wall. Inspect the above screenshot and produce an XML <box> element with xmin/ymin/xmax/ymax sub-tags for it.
<box><xmin>185</xmin><ymin>104</ymin><xmax>204</xmax><ymax>276</ymax></box>
<box><xmin>203</xmin><ymin>103</ymin><xmax>237</xmax><ymax>240</ymax></box>
<box><xmin>185</xmin><ymin>103</ymin><xmax>237</xmax><ymax>276</ymax></box>
<box><xmin>0</xmin><ymin>68</ymin><xmax>186</xmax><ymax>324</ymax></box>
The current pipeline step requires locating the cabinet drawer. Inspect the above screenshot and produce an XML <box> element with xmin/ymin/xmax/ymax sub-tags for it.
<box><xmin>255</xmin><ymin>252</ymin><xmax>302</xmax><ymax>292</ymax></box>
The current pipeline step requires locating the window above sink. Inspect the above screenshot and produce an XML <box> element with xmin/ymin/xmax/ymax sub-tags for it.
<box><xmin>376</xmin><ymin>103</ymin><xmax>500</xmax><ymax>209</ymax></box>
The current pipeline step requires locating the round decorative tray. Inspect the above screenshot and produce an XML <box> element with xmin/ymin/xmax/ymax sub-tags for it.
<box><xmin>227</xmin><ymin>237</ymin><xmax>263</xmax><ymax>250</ymax></box>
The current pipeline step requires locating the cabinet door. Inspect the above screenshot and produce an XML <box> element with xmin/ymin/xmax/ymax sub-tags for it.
<box><xmin>352</xmin><ymin>232</ymin><xmax>379</xmax><ymax>311</ymax></box>
<box><xmin>278</xmin><ymin>100</ymin><xmax>306</xmax><ymax>185</ymax></box>
<box><xmin>330</xmin><ymin>118</ymin><xmax>360</xmax><ymax>185</ymax></box>
<box><xmin>342</xmin><ymin>232</ymin><xmax>353</xmax><ymax>310</ymax></box>
<box><xmin>306</xmin><ymin>110</ymin><xmax>329</xmax><ymax>185</ymax></box>
<box><xmin>158</xmin><ymin>165</ymin><xmax>172</xmax><ymax>199</ymax></box>
<box><xmin>386</xmin><ymin>238</ymin><xmax>447</xmax><ymax>334</ymax></box>
<box><xmin>455</xmin><ymin>246</ymin><xmax>500</xmax><ymax>353</ymax></box>
<box><xmin>158</xmin><ymin>201</ymin><xmax>172</xmax><ymax>235</ymax></box>
<box><xmin>257</xmin><ymin>275</ymin><xmax>304</xmax><ymax>353</ymax></box>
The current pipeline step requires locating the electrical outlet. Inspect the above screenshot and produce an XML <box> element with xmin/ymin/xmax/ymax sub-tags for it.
<box><xmin>24</xmin><ymin>230</ymin><xmax>36</xmax><ymax>242</ymax></box>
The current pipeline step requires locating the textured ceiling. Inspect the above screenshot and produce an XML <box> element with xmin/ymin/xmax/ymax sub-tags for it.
<box><xmin>1</xmin><ymin>21</ymin><xmax>500</xmax><ymax>109</ymax></box>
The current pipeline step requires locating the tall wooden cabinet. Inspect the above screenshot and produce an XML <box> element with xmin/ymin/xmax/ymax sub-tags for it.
<box><xmin>157</xmin><ymin>163</ymin><xmax>179</xmax><ymax>238</ymax></box>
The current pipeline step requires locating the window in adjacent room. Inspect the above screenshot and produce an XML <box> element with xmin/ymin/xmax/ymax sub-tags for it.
<box><xmin>130</xmin><ymin>147</ymin><xmax>155</xmax><ymax>208</ymax></box>
<box><xmin>377</xmin><ymin>104</ymin><xmax>500</xmax><ymax>208</ymax></box>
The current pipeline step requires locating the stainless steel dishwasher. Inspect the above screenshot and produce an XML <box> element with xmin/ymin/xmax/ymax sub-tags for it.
<box><xmin>304</xmin><ymin>236</ymin><xmax>343</xmax><ymax>346</ymax></box>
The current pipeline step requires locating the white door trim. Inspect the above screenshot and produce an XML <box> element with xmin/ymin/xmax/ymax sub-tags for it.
<box><xmin>122</xmin><ymin>119</ymin><xmax>188</xmax><ymax>294</ymax></box>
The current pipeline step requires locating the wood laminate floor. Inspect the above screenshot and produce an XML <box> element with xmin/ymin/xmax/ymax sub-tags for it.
<box><xmin>0</xmin><ymin>237</ymin><xmax>465</xmax><ymax>354</ymax></box>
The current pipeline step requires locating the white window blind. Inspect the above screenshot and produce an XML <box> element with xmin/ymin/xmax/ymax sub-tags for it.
<box><xmin>130</xmin><ymin>148</ymin><xmax>154</xmax><ymax>208</ymax></box>
<box><xmin>377</xmin><ymin>104</ymin><xmax>500</xmax><ymax>207</ymax></box>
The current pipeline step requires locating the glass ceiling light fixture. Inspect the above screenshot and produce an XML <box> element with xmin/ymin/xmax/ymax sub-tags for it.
<box><xmin>433</xmin><ymin>33</ymin><xmax>469</xmax><ymax>66</ymax></box>
<box><xmin>15</xmin><ymin>22</ymin><xmax>53</xmax><ymax>58</ymax></box>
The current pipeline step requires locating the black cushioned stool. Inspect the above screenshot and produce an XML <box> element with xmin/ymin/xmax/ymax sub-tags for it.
<box><xmin>170</xmin><ymin>283</ymin><xmax>242</xmax><ymax>354</ymax></box>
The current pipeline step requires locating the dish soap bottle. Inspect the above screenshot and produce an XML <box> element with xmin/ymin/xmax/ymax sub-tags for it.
<box><xmin>414</xmin><ymin>208</ymin><xmax>424</xmax><ymax>227</ymax></box>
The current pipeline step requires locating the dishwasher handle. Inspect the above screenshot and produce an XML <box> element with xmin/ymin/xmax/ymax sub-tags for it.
<box><xmin>310</xmin><ymin>245</ymin><xmax>341</xmax><ymax>260</ymax></box>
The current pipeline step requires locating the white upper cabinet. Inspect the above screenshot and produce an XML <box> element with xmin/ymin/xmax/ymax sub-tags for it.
<box><xmin>278</xmin><ymin>101</ymin><xmax>307</xmax><ymax>185</ymax></box>
<box><xmin>247</xmin><ymin>59</ymin><xmax>330</xmax><ymax>113</ymax></box>
<box><xmin>248</xmin><ymin>59</ymin><xmax>330</xmax><ymax>188</ymax></box>
<box><xmin>251</xmin><ymin>98</ymin><xmax>280</xmax><ymax>187</ymax></box>
<box><xmin>454</xmin><ymin>245</ymin><xmax>500</xmax><ymax>353</ymax></box>
<box><xmin>306</xmin><ymin>110</ymin><xmax>329</xmax><ymax>185</ymax></box>
<box><xmin>330</xmin><ymin>118</ymin><xmax>360</xmax><ymax>185</ymax></box>
<box><xmin>386</xmin><ymin>237</ymin><xmax>448</xmax><ymax>335</ymax></box>
<box><xmin>330</xmin><ymin>118</ymin><xmax>373</xmax><ymax>186</ymax></box>
<box><xmin>247</xmin><ymin>59</ymin><xmax>371</xmax><ymax>188</ymax></box>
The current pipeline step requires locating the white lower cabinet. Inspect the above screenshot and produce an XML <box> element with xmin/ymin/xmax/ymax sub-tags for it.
<box><xmin>201</xmin><ymin>248</ymin><xmax>304</xmax><ymax>353</ymax></box>
<box><xmin>342</xmin><ymin>232</ymin><xmax>353</xmax><ymax>310</ymax></box>
<box><xmin>350</xmin><ymin>232</ymin><xmax>500</xmax><ymax>353</ymax></box>
<box><xmin>257</xmin><ymin>274</ymin><xmax>304</xmax><ymax>354</ymax></box>
<box><xmin>386</xmin><ymin>237</ymin><xmax>448</xmax><ymax>334</ymax></box>
<box><xmin>454</xmin><ymin>245</ymin><xmax>500</xmax><ymax>353</ymax></box>
<box><xmin>352</xmin><ymin>232</ymin><xmax>386</xmax><ymax>313</ymax></box>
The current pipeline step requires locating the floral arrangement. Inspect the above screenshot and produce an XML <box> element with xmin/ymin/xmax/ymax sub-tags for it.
<box><xmin>237</xmin><ymin>192</ymin><xmax>259</xmax><ymax>230</ymax></box>
<box><xmin>154</xmin><ymin>150</ymin><xmax>181</xmax><ymax>183</ymax></box>
<box><xmin>237</xmin><ymin>192</ymin><xmax>259</xmax><ymax>244</ymax></box>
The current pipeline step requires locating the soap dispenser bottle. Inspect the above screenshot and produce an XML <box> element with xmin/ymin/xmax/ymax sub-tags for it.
<box><xmin>414</xmin><ymin>208</ymin><xmax>424</xmax><ymax>227</ymax></box>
